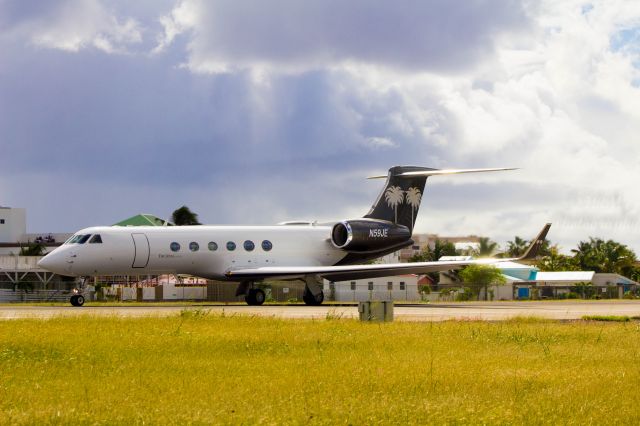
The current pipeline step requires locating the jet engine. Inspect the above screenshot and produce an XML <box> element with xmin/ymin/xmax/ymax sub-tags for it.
<box><xmin>331</xmin><ymin>219</ymin><xmax>411</xmax><ymax>252</ymax></box>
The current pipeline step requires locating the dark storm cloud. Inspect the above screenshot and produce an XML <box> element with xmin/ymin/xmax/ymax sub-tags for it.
<box><xmin>182</xmin><ymin>0</ymin><xmax>532</xmax><ymax>72</ymax></box>
<box><xmin>0</xmin><ymin>40</ymin><xmax>449</xmax><ymax>190</ymax></box>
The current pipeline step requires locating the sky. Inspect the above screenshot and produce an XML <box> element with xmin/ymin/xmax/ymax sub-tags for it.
<box><xmin>1</xmin><ymin>0</ymin><xmax>639</xmax><ymax>253</ymax></box>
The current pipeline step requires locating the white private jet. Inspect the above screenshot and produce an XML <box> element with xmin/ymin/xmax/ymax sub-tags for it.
<box><xmin>38</xmin><ymin>166</ymin><xmax>550</xmax><ymax>307</ymax></box>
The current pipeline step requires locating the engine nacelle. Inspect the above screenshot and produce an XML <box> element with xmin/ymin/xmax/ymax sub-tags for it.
<box><xmin>331</xmin><ymin>220</ymin><xmax>411</xmax><ymax>252</ymax></box>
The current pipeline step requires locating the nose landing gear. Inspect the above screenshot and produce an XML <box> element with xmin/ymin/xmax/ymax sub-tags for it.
<box><xmin>69</xmin><ymin>277</ymin><xmax>88</xmax><ymax>307</ymax></box>
<box><xmin>70</xmin><ymin>294</ymin><xmax>85</xmax><ymax>307</ymax></box>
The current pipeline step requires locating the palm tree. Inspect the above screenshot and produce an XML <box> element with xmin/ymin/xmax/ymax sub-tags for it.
<box><xmin>571</xmin><ymin>237</ymin><xmax>637</xmax><ymax>276</ymax></box>
<box><xmin>19</xmin><ymin>242</ymin><xmax>46</xmax><ymax>256</ymax></box>
<box><xmin>171</xmin><ymin>206</ymin><xmax>201</xmax><ymax>226</ymax></box>
<box><xmin>476</xmin><ymin>237</ymin><xmax>498</xmax><ymax>257</ymax></box>
<box><xmin>405</xmin><ymin>187</ymin><xmax>422</xmax><ymax>228</ymax></box>
<box><xmin>384</xmin><ymin>186</ymin><xmax>405</xmax><ymax>223</ymax></box>
<box><xmin>506</xmin><ymin>236</ymin><xmax>529</xmax><ymax>257</ymax></box>
<box><xmin>537</xmin><ymin>246</ymin><xmax>579</xmax><ymax>271</ymax></box>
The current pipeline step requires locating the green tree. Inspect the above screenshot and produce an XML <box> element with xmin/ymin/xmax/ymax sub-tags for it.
<box><xmin>19</xmin><ymin>242</ymin><xmax>46</xmax><ymax>256</ymax></box>
<box><xmin>171</xmin><ymin>206</ymin><xmax>201</xmax><ymax>226</ymax></box>
<box><xmin>572</xmin><ymin>237</ymin><xmax>636</xmax><ymax>277</ymax></box>
<box><xmin>458</xmin><ymin>264</ymin><xmax>506</xmax><ymax>301</ymax></box>
<box><xmin>506</xmin><ymin>236</ymin><xmax>529</xmax><ymax>257</ymax></box>
<box><xmin>537</xmin><ymin>246</ymin><xmax>580</xmax><ymax>271</ymax></box>
<box><xmin>408</xmin><ymin>240</ymin><xmax>458</xmax><ymax>285</ymax></box>
<box><xmin>409</xmin><ymin>239</ymin><xmax>458</xmax><ymax>262</ymax></box>
<box><xmin>474</xmin><ymin>237</ymin><xmax>499</xmax><ymax>257</ymax></box>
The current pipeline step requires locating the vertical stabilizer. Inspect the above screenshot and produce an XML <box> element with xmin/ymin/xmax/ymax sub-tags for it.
<box><xmin>364</xmin><ymin>166</ymin><xmax>432</xmax><ymax>231</ymax></box>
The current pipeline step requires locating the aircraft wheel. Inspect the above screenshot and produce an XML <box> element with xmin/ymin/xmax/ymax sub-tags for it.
<box><xmin>76</xmin><ymin>295</ymin><xmax>85</xmax><ymax>306</ymax></box>
<box><xmin>245</xmin><ymin>289</ymin><xmax>265</xmax><ymax>306</ymax></box>
<box><xmin>70</xmin><ymin>295</ymin><xmax>78</xmax><ymax>306</ymax></box>
<box><xmin>303</xmin><ymin>288</ymin><xmax>324</xmax><ymax>306</ymax></box>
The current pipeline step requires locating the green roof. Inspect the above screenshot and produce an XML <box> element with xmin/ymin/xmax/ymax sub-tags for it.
<box><xmin>113</xmin><ymin>214</ymin><xmax>174</xmax><ymax>227</ymax></box>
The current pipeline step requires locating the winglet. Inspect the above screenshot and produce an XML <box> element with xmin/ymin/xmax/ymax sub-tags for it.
<box><xmin>518</xmin><ymin>223</ymin><xmax>552</xmax><ymax>261</ymax></box>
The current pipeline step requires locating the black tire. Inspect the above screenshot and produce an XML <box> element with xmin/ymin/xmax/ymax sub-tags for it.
<box><xmin>245</xmin><ymin>289</ymin><xmax>265</xmax><ymax>306</ymax></box>
<box><xmin>76</xmin><ymin>295</ymin><xmax>85</xmax><ymax>306</ymax></box>
<box><xmin>70</xmin><ymin>295</ymin><xmax>78</xmax><ymax>307</ymax></box>
<box><xmin>303</xmin><ymin>288</ymin><xmax>324</xmax><ymax>306</ymax></box>
<box><xmin>253</xmin><ymin>289</ymin><xmax>265</xmax><ymax>305</ymax></box>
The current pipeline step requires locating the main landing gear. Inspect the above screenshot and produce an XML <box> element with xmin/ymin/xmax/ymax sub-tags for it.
<box><xmin>236</xmin><ymin>281</ymin><xmax>266</xmax><ymax>306</ymax></box>
<box><xmin>245</xmin><ymin>288</ymin><xmax>266</xmax><ymax>306</ymax></box>
<box><xmin>235</xmin><ymin>277</ymin><xmax>325</xmax><ymax>306</ymax></box>
<box><xmin>303</xmin><ymin>286</ymin><xmax>324</xmax><ymax>306</ymax></box>
<box><xmin>302</xmin><ymin>275</ymin><xmax>324</xmax><ymax>306</ymax></box>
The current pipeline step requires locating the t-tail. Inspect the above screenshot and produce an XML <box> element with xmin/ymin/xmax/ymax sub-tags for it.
<box><xmin>364</xmin><ymin>166</ymin><xmax>517</xmax><ymax>232</ymax></box>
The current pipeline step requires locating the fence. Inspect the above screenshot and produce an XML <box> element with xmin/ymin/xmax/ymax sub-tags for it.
<box><xmin>0</xmin><ymin>288</ymin><xmax>72</xmax><ymax>303</ymax></box>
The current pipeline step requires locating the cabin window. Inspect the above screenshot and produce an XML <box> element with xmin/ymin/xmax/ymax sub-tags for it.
<box><xmin>89</xmin><ymin>234</ymin><xmax>102</xmax><ymax>244</ymax></box>
<box><xmin>170</xmin><ymin>242</ymin><xmax>180</xmax><ymax>252</ymax></box>
<box><xmin>208</xmin><ymin>242</ymin><xmax>218</xmax><ymax>251</ymax></box>
<box><xmin>77</xmin><ymin>234</ymin><xmax>92</xmax><ymax>244</ymax></box>
<box><xmin>244</xmin><ymin>240</ymin><xmax>255</xmax><ymax>251</ymax></box>
<box><xmin>261</xmin><ymin>240</ymin><xmax>273</xmax><ymax>251</ymax></box>
<box><xmin>226</xmin><ymin>241</ymin><xmax>236</xmax><ymax>251</ymax></box>
<box><xmin>368</xmin><ymin>282</ymin><xmax>374</xmax><ymax>291</ymax></box>
<box><xmin>0</xmin><ymin>219</ymin><xmax>4</xmax><ymax>224</ymax></box>
<box><xmin>387</xmin><ymin>281</ymin><xmax>393</xmax><ymax>290</ymax></box>
<box><xmin>400</xmin><ymin>281</ymin><xmax>405</xmax><ymax>290</ymax></box>
<box><xmin>189</xmin><ymin>242</ymin><xmax>199</xmax><ymax>252</ymax></box>
<box><xmin>350</xmin><ymin>281</ymin><xmax>356</xmax><ymax>290</ymax></box>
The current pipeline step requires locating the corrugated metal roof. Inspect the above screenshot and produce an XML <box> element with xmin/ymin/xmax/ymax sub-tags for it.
<box><xmin>535</xmin><ymin>271</ymin><xmax>595</xmax><ymax>282</ymax></box>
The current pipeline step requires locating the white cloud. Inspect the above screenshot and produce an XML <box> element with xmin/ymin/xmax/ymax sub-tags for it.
<box><xmin>155</xmin><ymin>0</ymin><xmax>530</xmax><ymax>74</ymax></box>
<box><xmin>2</xmin><ymin>0</ymin><xmax>640</xmax><ymax>252</ymax></box>
<box><xmin>4</xmin><ymin>0</ymin><xmax>142</xmax><ymax>53</ymax></box>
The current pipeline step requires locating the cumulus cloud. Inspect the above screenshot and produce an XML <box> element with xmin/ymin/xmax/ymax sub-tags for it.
<box><xmin>155</xmin><ymin>0</ymin><xmax>532</xmax><ymax>73</ymax></box>
<box><xmin>1</xmin><ymin>0</ymin><xmax>640</xmax><ymax>254</ymax></box>
<box><xmin>1</xmin><ymin>0</ymin><xmax>143</xmax><ymax>53</ymax></box>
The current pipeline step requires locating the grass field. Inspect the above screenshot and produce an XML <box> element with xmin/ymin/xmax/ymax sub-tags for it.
<box><xmin>2</xmin><ymin>313</ymin><xmax>640</xmax><ymax>424</ymax></box>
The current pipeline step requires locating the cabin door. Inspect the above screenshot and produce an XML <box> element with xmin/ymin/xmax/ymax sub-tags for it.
<box><xmin>131</xmin><ymin>233</ymin><xmax>150</xmax><ymax>268</ymax></box>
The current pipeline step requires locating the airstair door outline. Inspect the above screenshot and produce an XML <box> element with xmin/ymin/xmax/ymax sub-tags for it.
<box><xmin>132</xmin><ymin>233</ymin><xmax>150</xmax><ymax>268</ymax></box>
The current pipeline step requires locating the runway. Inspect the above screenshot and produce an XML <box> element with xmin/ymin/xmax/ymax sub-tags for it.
<box><xmin>2</xmin><ymin>301</ymin><xmax>640</xmax><ymax>321</ymax></box>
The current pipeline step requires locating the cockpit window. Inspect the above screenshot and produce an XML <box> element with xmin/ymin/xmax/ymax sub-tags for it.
<box><xmin>66</xmin><ymin>234</ymin><xmax>87</xmax><ymax>244</ymax></box>
<box><xmin>77</xmin><ymin>234</ymin><xmax>92</xmax><ymax>244</ymax></box>
<box><xmin>89</xmin><ymin>234</ymin><xmax>102</xmax><ymax>244</ymax></box>
<box><xmin>66</xmin><ymin>235</ymin><xmax>80</xmax><ymax>244</ymax></box>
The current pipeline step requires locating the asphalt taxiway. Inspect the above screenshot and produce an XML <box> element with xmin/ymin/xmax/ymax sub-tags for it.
<box><xmin>2</xmin><ymin>301</ymin><xmax>640</xmax><ymax>321</ymax></box>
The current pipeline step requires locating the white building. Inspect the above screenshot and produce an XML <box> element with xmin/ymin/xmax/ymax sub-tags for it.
<box><xmin>323</xmin><ymin>275</ymin><xmax>421</xmax><ymax>302</ymax></box>
<box><xmin>0</xmin><ymin>207</ymin><xmax>26</xmax><ymax>243</ymax></box>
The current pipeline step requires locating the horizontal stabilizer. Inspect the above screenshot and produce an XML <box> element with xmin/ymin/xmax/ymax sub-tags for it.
<box><xmin>367</xmin><ymin>167</ymin><xmax>517</xmax><ymax>179</ymax></box>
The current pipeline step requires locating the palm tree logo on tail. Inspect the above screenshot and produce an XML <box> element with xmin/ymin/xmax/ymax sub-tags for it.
<box><xmin>384</xmin><ymin>186</ymin><xmax>405</xmax><ymax>223</ymax></box>
<box><xmin>405</xmin><ymin>187</ymin><xmax>422</xmax><ymax>228</ymax></box>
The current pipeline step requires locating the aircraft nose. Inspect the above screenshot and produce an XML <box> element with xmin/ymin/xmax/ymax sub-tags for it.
<box><xmin>37</xmin><ymin>251</ymin><xmax>67</xmax><ymax>275</ymax></box>
<box><xmin>37</xmin><ymin>253</ymin><xmax>54</xmax><ymax>269</ymax></box>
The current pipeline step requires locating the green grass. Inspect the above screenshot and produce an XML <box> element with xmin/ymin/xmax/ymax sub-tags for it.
<box><xmin>582</xmin><ymin>315</ymin><xmax>632</xmax><ymax>322</ymax></box>
<box><xmin>2</xmin><ymin>315</ymin><xmax>640</xmax><ymax>424</ymax></box>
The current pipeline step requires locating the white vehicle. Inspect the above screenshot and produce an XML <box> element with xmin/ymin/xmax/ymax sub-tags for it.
<box><xmin>38</xmin><ymin>166</ymin><xmax>550</xmax><ymax>306</ymax></box>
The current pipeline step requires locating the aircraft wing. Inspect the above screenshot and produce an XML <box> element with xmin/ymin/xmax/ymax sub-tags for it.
<box><xmin>226</xmin><ymin>223</ymin><xmax>551</xmax><ymax>282</ymax></box>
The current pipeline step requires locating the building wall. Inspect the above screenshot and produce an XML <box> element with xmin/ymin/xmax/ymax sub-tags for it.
<box><xmin>324</xmin><ymin>276</ymin><xmax>420</xmax><ymax>302</ymax></box>
<box><xmin>0</xmin><ymin>207</ymin><xmax>26</xmax><ymax>243</ymax></box>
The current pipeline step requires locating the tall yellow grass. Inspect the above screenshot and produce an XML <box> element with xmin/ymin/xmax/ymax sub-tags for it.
<box><xmin>1</xmin><ymin>313</ymin><xmax>639</xmax><ymax>424</ymax></box>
